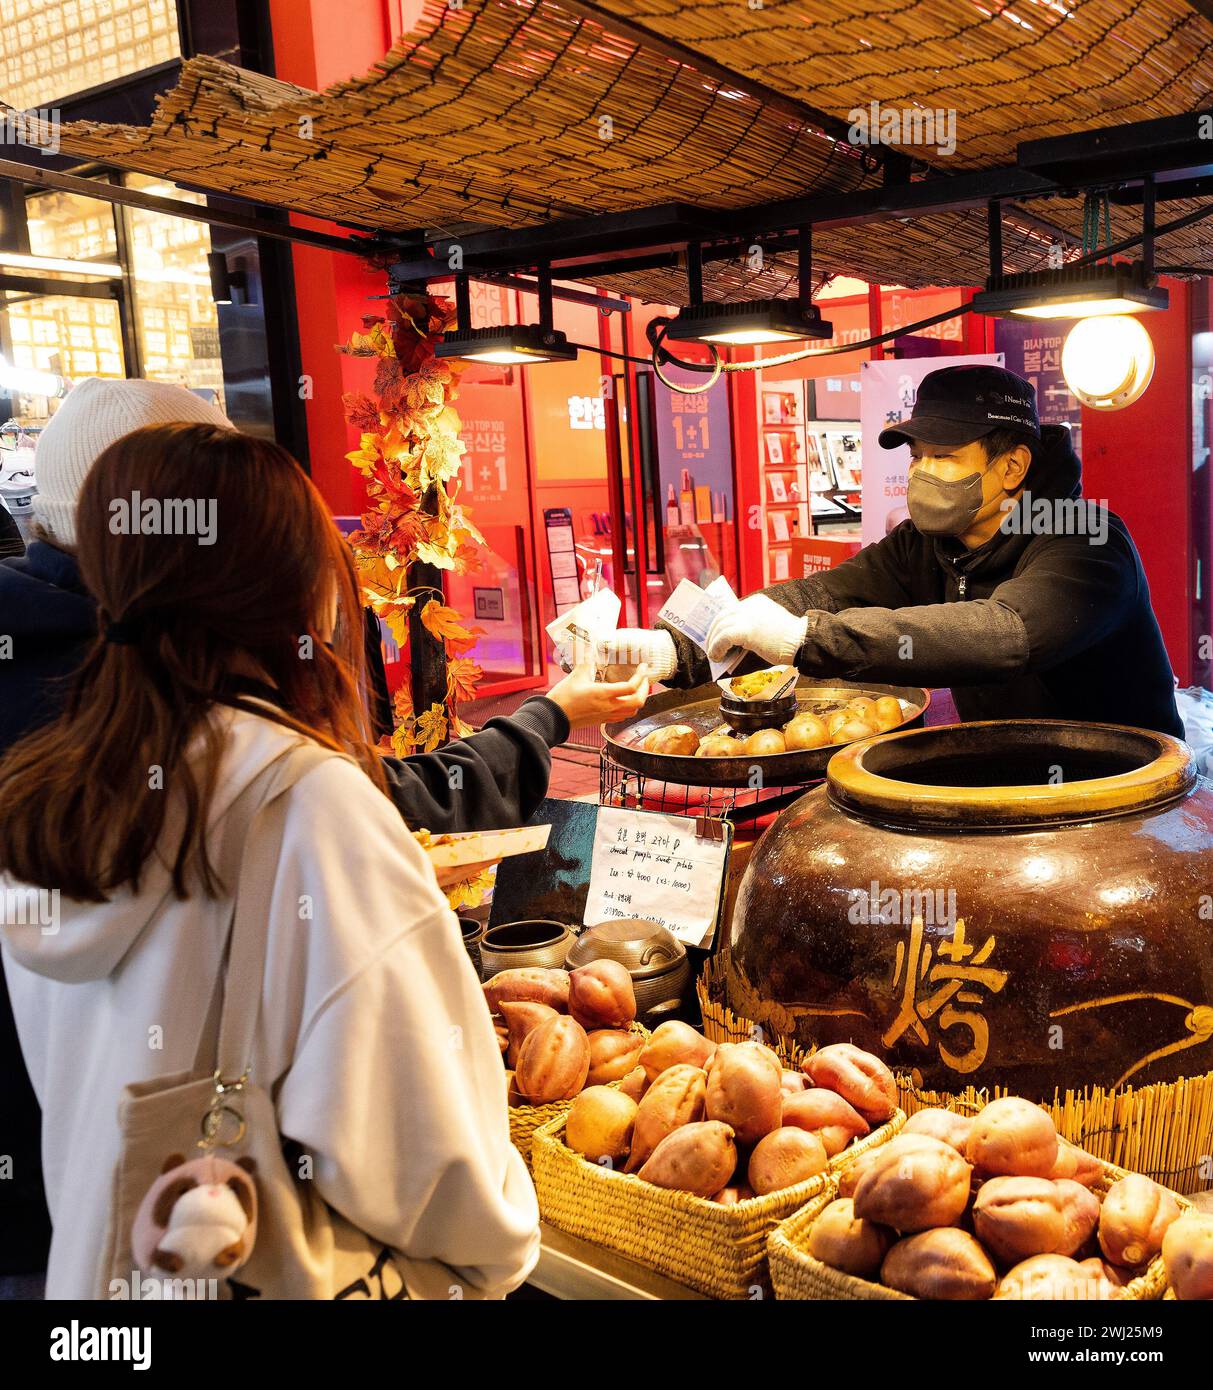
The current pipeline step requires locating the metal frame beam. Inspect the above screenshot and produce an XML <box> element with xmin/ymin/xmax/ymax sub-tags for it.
<box><xmin>1019</xmin><ymin>110</ymin><xmax>1213</xmax><ymax>185</ymax></box>
<box><xmin>411</xmin><ymin>169</ymin><xmax>1069</xmax><ymax>282</ymax></box>
<box><xmin>0</xmin><ymin>156</ymin><xmax>403</xmax><ymax>259</ymax></box>
<box><xmin>0</xmin><ymin>272</ymin><xmax>119</xmax><ymax>299</ymax></box>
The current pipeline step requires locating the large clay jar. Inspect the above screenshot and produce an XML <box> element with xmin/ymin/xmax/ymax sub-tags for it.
<box><xmin>729</xmin><ymin>721</ymin><xmax>1213</xmax><ymax>1097</ymax></box>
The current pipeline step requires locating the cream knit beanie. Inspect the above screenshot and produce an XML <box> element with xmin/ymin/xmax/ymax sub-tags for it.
<box><xmin>33</xmin><ymin>377</ymin><xmax>233</xmax><ymax>548</ymax></box>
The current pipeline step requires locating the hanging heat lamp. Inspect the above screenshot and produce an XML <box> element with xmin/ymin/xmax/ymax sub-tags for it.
<box><xmin>664</xmin><ymin>230</ymin><xmax>834</xmax><ymax>346</ymax></box>
<box><xmin>970</xmin><ymin>194</ymin><xmax>1168</xmax><ymax>319</ymax></box>
<box><xmin>435</xmin><ymin>266</ymin><xmax>577</xmax><ymax>364</ymax></box>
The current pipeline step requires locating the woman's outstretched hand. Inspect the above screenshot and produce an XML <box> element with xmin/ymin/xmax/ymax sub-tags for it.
<box><xmin>545</xmin><ymin>662</ymin><xmax>650</xmax><ymax>730</ymax></box>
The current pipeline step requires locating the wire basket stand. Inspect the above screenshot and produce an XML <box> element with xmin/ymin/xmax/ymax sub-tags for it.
<box><xmin>599</xmin><ymin>749</ymin><xmax>820</xmax><ymax>827</ymax></box>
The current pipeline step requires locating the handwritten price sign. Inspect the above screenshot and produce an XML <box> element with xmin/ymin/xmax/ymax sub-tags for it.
<box><xmin>583</xmin><ymin>807</ymin><xmax>731</xmax><ymax>948</ymax></box>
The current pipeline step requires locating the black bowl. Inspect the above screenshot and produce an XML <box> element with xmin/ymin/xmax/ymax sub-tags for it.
<box><xmin>719</xmin><ymin>690</ymin><xmax>799</xmax><ymax>734</ymax></box>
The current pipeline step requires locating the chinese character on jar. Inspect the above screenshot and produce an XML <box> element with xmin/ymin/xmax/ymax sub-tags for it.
<box><xmin>882</xmin><ymin>915</ymin><xmax>1008</xmax><ymax>1074</ymax></box>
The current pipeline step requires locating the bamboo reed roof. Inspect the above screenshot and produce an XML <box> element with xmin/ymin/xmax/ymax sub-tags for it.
<box><xmin>6</xmin><ymin>0</ymin><xmax>1211</xmax><ymax>300</ymax></box>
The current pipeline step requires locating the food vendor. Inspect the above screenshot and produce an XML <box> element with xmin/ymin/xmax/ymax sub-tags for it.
<box><xmin>603</xmin><ymin>365</ymin><xmax>1184</xmax><ymax>738</ymax></box>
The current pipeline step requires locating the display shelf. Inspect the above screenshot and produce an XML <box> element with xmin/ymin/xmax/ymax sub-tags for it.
<box><xmin>760</xmin><ymin>382</ymin><xmax>813</xmax><ymax>583</ymax></box>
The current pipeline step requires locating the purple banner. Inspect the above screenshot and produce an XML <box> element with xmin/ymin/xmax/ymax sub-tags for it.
<box><xmin>994</xmin><ymin>318</ymin><xmax>1083</xmax><ymax>437</ymax></box>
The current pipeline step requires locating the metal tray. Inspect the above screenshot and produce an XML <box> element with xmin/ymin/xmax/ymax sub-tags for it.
<box><xmin>602</xmin><ymin>678</ymin><xmax>930</xmax><ymax>788</ymax></box>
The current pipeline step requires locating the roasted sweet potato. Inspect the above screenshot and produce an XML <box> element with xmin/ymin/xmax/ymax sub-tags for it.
<box><xmin>566</xmin><ymin>1087</ymin><xmax>637</xmax><ymax>1164</ymax></box>
<box><xmin>637</xmin><ymin>1021</ymin><xmax>716</xmax><ymax>1082</ymax></box>
<box><xmin>568</xmin><ymin>960</ymin><xmax>637</xmax><ymax>1030</ymax></box>
<box><xmin>852</xmin><ymin>1134</ymin><xmax>972</xmax><ymax>1233</ymax></box>
<box><xmin>966</xmin><ymin>1097</ymin><xmax>1058</xmax><ymax>1178</ymax></box>
<box><xmin>807</xmin><ymin>1197</ymin><xmax>892</xmax><ymax>1279</ymax></box>
<box><xmin>705</xmin><ymin>1043</ymin><xmax>784</xmax><ymax>1145</ymax></box>
<box><xmin>637</xmin><ymin>1121</ymin><xmax>737</xmax><ymax>1198</ymax></box>
<box><xmin>514</xmin><ymin>1014</ymin><xmax>590</xmax><ymax>1103</ymax></box>
<box><xmin>972</xmin><ymin>1177</ymin><xmax>1066</xmax><ymax>1265</ymax></box>
<box><xmin>584</xmin><ymin>1028</ymin><xmax>645</xmax><ymax>1087</ymax></box>
<box><xmin>1054</xmin><ymin>1179</ymin><xmax>1101</xmax><ymax>1258</ymax></box>
<box><xmin>747</xmin><ymin>1126</ymin><xmax>829</xmax><ymax>1196</ymax></box>
<box><xmin>881</xmin><ymin>1229</ymin><xmax>997</xmax><ymax>1300</ymax></box>
<box><xmin>625</xmin><ymin>1063</ymin><xmax>707</xmax><ymax>1172</ymax></box>
<box><xmin>996</xmin><ymin>1254</ymin><xmax>1121</xmax><ymax>1301</ymax></box>
<box><xmin>802</xmin><ymin>1043</ymin><xmax>897</xmax><ymax>1123</ymax></box>
<box><xmin>499</xmin><ymin>1000</ymin><xmax>558</xmax><ymax>1068</ymax></box>
<box><xmin>903</xmin><ymin>1108</ymin><xmax>973</xmax><ymax>1154</ymax></box>
<box><xmin>1098</xmin><ymin>1174</ymin><xmax>1182</xmax><ymax>1268</ymax></box>
<box><xmin>483</xmin><ymin>967</ymin><xmax>569</xmax><ymax>1015</ymax></box>
<box><xmin>1161</xmin><ymin>1213</ymin><xmax>1213</xmax><ymax>1300</ymax></box>
<box><xmin>781</xmin><ymin>1088</ymin><xmax>870</xmax><ymax>1157</ymax></box>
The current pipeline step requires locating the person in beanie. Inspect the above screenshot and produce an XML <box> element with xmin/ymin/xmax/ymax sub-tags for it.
<box><xmin>599</xmin><ymin>365</ymin><xmax>1182</xmax><ymax>739</ymax></box>
<box><xmin>0</xmin><ymin>378</ymin><xmax>233</xmax><ymax>749</ymax></box>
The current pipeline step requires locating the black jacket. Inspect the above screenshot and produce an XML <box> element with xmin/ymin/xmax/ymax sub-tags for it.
<box><xmin>665</xmin><ymin>427</ymin><xmax>1183</xmax><ymax>738</ymax></box>
<box><xmin>0</xmin><ymin>503</ymin><xmax>22</xmax><ymax>560</ymax></box>
<box><xmin>0</xmin><ymin>543</ymin><xmax>566</xmax><ymax>1274</ymax></box>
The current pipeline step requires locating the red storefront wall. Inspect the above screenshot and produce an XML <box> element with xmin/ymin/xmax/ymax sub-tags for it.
<box><xmin>268</xmin><ymin>0</ymin><xmax>399</xmax><ymax>517</ymax></box>
<box><xmin>1077</xmin><ymin>279</ymin><xmax>1195</xmax><ymax>686</ymax></box>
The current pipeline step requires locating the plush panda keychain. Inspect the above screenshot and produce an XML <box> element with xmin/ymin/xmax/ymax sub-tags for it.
<box><xmin>132</xmin><ymin>1152</ymin><xmax>259</xmax><ymax>1279</ymax></box>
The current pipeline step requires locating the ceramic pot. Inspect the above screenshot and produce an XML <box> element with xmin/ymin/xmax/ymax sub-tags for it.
<box><xmin>458</xmin><ymin>917</ymin><xmax>485</xmax><ymax>977</ymax></box>
<box><xmin>479</xmin><ymin>919</ymin><xmax>574</xmax><ymax>978</ymax></box>
<box><xmin>729</xmin><ymin>720</ymin><xmax>1213</xmax><ymax>1096</ymax></box>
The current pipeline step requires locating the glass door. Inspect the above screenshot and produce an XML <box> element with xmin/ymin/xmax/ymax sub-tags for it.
<box><xmin>617</xmin><ymin>304</ymin><xmax>740</xmax><ymax>625</ymax></box>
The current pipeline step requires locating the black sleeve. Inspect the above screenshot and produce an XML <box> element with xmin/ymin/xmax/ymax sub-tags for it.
<box><xmin>362</xmin><ymin>607</ymin><xmax>393</xmax><ymax>743</ymax></box>
<box><xmin>655</xmin><ymin>527</ymin><xmax>920</xmax><ymax>688</ymax></box>
<box><xmin>793</xmin><ymin>532</ymin><xmax>1136</xmax><ymax>686</ymax></box>
<box><xmin>378</xmin><ymin>695</ymin><xmax>570</xmax><ymax>832</ymax></box>
<box><xmin>768</xmin><ymin>525</ymin><xmax>921</xmax><ymax>614</ymax></box>
<box><xmin>0</xmin><ymin>504</ymin><xmax>24</xmax><ymax>560</ymax></box>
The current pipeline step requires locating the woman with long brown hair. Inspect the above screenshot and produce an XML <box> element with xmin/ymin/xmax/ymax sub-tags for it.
<box><xmin>0</xmin><ymin>422</ymin><xmax>542</xmax><ymax>1299</ymax></box>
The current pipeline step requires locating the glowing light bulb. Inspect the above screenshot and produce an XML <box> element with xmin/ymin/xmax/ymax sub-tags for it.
<box><xmin>1061</xmin><ymin>315</ymin><xmax>1155</xmax><ymax>411</ymax></box>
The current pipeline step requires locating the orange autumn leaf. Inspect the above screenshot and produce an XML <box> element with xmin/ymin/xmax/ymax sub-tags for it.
<box><xmin>446</xmin><ymin>656</ymin><xmax>483</xmax><ymax>704</ymax></box>
<box><xmin>342</xmin><ymin>391</ymin><xmax>381</xmax><ymax>431</ymax></box>
<box><xmin>390</xmin><ymin>718</ymin><xmax>417</xmax><ymax>758</ymax></box>
<box><xmin>415</xmin><ymin>703</ymin><xmax>447</xmax><ymax>753</ymax></box>
<box><xmin>392</xmin><ymin>684</ymin><xmax>413</xmax><ymax>727</ymax></box>
<box><xmin>420</xmin><ymin>599</ymin><xmax>479</xmax><ymax>651</ymax></box>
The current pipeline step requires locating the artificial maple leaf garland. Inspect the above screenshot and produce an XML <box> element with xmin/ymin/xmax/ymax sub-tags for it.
<box><xmin>341</xmin><ymin>293</ymin><xmax>485</xmax><ymax>755</ymax></box>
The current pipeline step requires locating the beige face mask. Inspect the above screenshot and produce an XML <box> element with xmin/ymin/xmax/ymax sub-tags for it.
<box><xmin>907</xmin><ymin>462</ymin><xmax>1004</xmax><ymax>537</ymax></box>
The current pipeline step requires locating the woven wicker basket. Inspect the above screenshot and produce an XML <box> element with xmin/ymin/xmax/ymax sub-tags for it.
<box><xmin>508</xmin><ymin>1023</ymin><xmax>649</xmax><ymax>1172</ymax></box>
<box><xmin>532</xmin><ymin>1108</ymin><xmax>905</xmax><ymax>1299</ymax></box>
<box><xmin>768</xmin><ymin>1153</ymin><xmax>1191</xmax><ymax>1301</ymax></box>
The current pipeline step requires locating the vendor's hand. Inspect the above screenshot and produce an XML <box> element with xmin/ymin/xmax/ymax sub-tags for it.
<box><xmin>595</xmin><ymin>628</ymin><xmax>678</xmax><ymax>682</ymax></box>
<box><xmin>546</xmin><ymin>662</ymin><xmax>650</xmax><ymax>729</ymax></box>
<box><xmin>706</xmin><ymin>593</ymin><xmax>809</xmax><ymax>666</ymax></box>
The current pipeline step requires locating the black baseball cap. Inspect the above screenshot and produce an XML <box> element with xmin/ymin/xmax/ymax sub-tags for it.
<box><xmin>877</xmin><ymin>365</ymin><xmax>1040</xmax><ymax>450</ymax></box>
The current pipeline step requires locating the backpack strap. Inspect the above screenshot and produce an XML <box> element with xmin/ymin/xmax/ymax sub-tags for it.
<box><xmin>191</xmin><ymin>741</ymin><xmax>347</xmax><ymax>1078</ymax></box>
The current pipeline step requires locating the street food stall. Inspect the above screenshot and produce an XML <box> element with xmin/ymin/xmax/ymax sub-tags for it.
<box><xmin>8</xmin><ymin>0</ymin><xmax>1212</xmax><ymax>1307</ymax></box>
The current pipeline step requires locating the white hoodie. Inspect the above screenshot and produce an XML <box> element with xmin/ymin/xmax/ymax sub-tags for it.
<box><xmin>1</xmin><ymin>705</ymin><xmax>540</xmax><ymax>1301</ymax></box>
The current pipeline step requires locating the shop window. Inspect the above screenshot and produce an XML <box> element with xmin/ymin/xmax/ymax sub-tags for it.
<box><xmin>0</xmin><ymin>0</ymin><xmax>180</xmax><ymax>111</ymax></box>
<box><xmin>26</xmin><ymin>188</ymin><xmax>118</xmax><ymax>263</ymax></box>
<box><xmin>3</xmin><ymin>294</ymin><xmax>124</xmax><ymax>381</ymax></box>
<box><xmin>123</xmin><ymin>174</ymin><xmax>225</xmax><ymax>410</ymax></box>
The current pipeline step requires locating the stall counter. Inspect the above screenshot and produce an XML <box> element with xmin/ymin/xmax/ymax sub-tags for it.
<box><xmin>528</xmin><ymin>1222</ymin><xmax>707</xmax><ymax>1300</ymax></box>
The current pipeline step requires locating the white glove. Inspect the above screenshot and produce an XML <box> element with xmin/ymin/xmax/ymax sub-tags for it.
<box><xmin>596</xmin><ymin>628</ymin><xmax>678</xmax><ymax>682</ymax></box>
<box><xmin>706</xmin><ymin>594</ymin><xmax>808</xmax><ymax>666</ymax></box>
